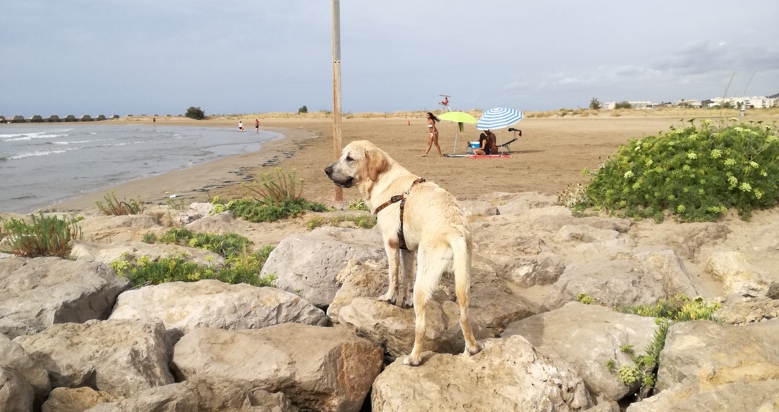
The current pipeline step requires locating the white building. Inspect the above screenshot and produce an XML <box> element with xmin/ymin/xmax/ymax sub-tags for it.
<box><xmin>709</xmin><ymin>96</ymin><xmax>777</xmax><ymax>108</ymax></box>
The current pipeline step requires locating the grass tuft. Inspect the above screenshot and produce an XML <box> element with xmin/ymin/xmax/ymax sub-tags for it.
<box><xmin>0</xmin><ymin>213</ymin><xmax>82</xmax><ymax>258</ymax></box>
<box><xmin>96</xmin><ymin>191</ymin><xmax>145</xmax><ymax>215</ymax></box>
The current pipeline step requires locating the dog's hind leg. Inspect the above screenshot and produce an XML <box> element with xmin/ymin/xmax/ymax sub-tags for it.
<box><xmin>451</xmin><ymin>235</ymin><xmax>481</xmax><ymax>356</ymax></box>
<box><xmin>378</xmin><ymin>239</ymin><xmax>400</xmax><ymax>305</ymax></box>
<box><xmin>399</xmin><ymin>249</ymin><xmax>416</xmax><ymax>308</ymax></box>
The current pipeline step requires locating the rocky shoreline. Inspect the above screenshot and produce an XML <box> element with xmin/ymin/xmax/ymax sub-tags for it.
<box><xmin>2</xmin><ymin>191</ymin><xmax>778</xmax><ymax>411</ymax></box>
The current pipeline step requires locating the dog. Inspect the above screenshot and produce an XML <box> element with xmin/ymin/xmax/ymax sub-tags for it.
<box><xmin>325</xmin><ymin>140</ymin><xmax>481</xmax><ymax>366</ymax></box>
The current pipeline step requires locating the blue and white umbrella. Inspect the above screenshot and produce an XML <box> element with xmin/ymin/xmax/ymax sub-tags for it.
<box><xmin>476</xmin><ymin>107</ymin><xmax>522</xmax><ymax>130</ymax></box>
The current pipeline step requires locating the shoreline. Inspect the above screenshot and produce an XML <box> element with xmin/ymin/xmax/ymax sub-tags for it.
<box><xmin>49</xmin><ymin>124</ymin><xmax>321</xmax><ymax>214</ymax></box>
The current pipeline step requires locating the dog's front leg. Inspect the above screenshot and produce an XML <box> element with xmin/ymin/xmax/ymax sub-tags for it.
<box><xmin>378</xmin><ymin>238</ymin><xmax>400</xmax><ymax>305</ymax></box>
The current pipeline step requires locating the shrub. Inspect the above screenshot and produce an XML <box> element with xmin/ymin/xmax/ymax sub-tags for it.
<box><xmin>0</xmin><ymin>213</ymin><xmax>82</xmax><ymax>258</ymax></box>
<box><xmin>305</xmin><ymin>214</ymin><xmax>376</xmax><ymax>230</ymax></box>
<box><xmin>156</xmin><ymin>228</ymin><xmax>252</xmax><ymax>258</ymax></box>
<box><xmin>575</xmin><ymin>120</ymin><xmax>779</xmax><ymax>222</ymax></box>
<box><xmin>614</xmin><ymin>101</ymin><xmax>633</xmax><ymax>109</ymax></box>
<box><xmin>96</xmin><ymin>191</ymin><xmax>145</xmax><ymax>215</ymax></box>
<box><xmin>185</xmin><ymin>106</ymin><xmax>205</xmax><ymax>120</ymax></box>
<box><xmin>298</xmin><ymin>105</ymin><xmax>308</xmax><ymax>114</ymax></box>
<box><xmin>589</xmin><ymin>98</ymin><xmax>602</xmax><ymax>110</ymax></box>
<box><xmin>347</xmin><ymin>198</ymin><xmax>370</xmax><ymax>211</ymax></box>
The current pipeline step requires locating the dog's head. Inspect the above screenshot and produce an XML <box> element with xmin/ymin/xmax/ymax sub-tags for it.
<box><xmin>324</xmin><ymin>140</ymin><xmax>390</xmax><ymax>190</ymax></box>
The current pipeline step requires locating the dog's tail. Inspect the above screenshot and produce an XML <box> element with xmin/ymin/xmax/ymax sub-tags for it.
<box><xmin>448</xmin><ymin>230</ymin><xmax>472</xmax><ymax>305</ymax></box>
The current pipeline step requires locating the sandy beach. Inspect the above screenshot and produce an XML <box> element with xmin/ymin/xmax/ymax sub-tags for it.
<box><xmin>51</xmin><ymin>110</ymin><xmax>776</xmax><ymax>213</ymax></box>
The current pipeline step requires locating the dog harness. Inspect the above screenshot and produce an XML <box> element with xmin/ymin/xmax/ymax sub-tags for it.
<box><xmin>373</xmin><ymin>178</ymin><xmax>426</xmax><ymax>250</ymax></box>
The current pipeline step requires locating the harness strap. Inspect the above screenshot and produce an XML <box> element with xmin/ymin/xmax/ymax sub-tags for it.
<box><xmin>373</xmin><ymin>178</ymin><xmax>425</xmax><ymax>250</ymax></box>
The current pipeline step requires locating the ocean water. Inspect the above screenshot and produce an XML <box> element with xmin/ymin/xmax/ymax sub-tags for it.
<box><xmin>0</xmin><ymin>124</ymin><xmax>281</xmax><ymax>213</ymax></box>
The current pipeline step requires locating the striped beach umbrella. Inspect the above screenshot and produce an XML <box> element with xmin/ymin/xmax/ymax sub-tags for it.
<box><xmin>476</xmin><ymin>107</ymin><xmax>522</xmax><ymax>130</ymax></box>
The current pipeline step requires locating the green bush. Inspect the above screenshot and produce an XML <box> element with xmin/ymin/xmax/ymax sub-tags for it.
<box><xmin>577</xmin><ymin>120</ymin><xmax>779</xmax><ymax>221</ymax></box>
<box><xmin>156</xmin><ymin>228</ymin><xmax>251</xmax><ymax>258</ymax></box>
<box><xmin>185</xmin><ymin>106</ymin><xmax>205</xmax><ymax>120</ymax></box>
<box><xmin>298</xmin><ymin>105</ymin><xmax>308</xmax><ymax>114</ymax></box>
<box><xmin>96</xmin><ymin>191</ymin><xmax>145</xmax><ymax>215</ymax></box>
<box><xmin>0</xmin><ymin>213</ymin><xmax>82</xmax><ymax>258</ymax></box>
<box><xmin>347</xmin><ymin>198</ymin><xmax>370</xmax><ymax>211</ymax></box>
<box><xmin>614</xmin><ymin>101</ymin><xmax>633</xmax><ymax>109</ymax></box>
<box><xmin>305</xmin><ymin>214</ymin><xmax>376</xmax><ymax>230</ymax></box>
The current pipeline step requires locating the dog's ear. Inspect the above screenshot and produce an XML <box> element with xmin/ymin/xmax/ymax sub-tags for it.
<box><xmin>365</xmin><ymin>149</ymin><xmax>389</xmax><ymax>182</ymax></box>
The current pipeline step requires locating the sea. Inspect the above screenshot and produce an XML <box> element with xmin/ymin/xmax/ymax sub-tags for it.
<box><xmin>0</xmin><ymin>124</ymin><xmax>282</xmax><ymax>214</ymax></box>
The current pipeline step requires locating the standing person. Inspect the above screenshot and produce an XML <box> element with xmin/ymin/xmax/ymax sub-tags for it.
<box><xmin>238</xmin><ymin>120</ymin><xmax>244</xmax><ymax>131</ymax></box>
<box><xmin>423</xmin><ymin>112</ymin><xmax>443</xmax><ymax>157</ymax></box>
<box><xmin>255</xmin><ymin>118</ymin><xmax>259</xmax><ymax>133</ymax></box>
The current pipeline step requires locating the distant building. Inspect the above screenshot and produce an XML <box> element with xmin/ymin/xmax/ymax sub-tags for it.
<box><xmin>709</xmin><ymin>96</ymin><xmax>776</xmax><ymax>108</ymax></box>
<box><xmin>604</xmin><ymin>100</ymin><xmax>659</xmax><ymax>110</ymax></box>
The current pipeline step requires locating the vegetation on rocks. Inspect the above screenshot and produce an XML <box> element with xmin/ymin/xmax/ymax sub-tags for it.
<box><xmin>113</xmin><ymin>228</ymin><xmax>276</xmax><ymax>287</ymax></box>
<box><xmin>572</xmin><ymin>120</ymin><xmax>779</xmax><ymax>222</ymax></box>
<box><xmin>306</xmin><ymin>214</ymin><xmax>376</xmax><ymax>230</ymax></box>
<box><xmin>0</xmin><ymin>213</ymin><xmax>83</xmax><ymax>258</ymax></box>
<box><xmin>212</xmin><ymin>168</ymin><xmax>328</xmax><ymax>223</ymax></box>
<box><xmin>96</xmin><ymin>191</ymin><xmax>145</xmax><ymax>215</ymax></box>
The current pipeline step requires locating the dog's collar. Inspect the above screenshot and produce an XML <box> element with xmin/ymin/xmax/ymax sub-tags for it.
<box><xmin>373</xmin><ymin>178</ymin><xmax>425</xmax><ymax>250</ymax></box>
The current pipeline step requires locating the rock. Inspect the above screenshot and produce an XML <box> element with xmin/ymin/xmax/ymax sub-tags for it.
<box><xmin>0</xmin><ymin>334</ymin><xmax>50</xmax><ymax>404</ymax></box>
<box><xmin>76</xmin><ymin>215</ymin><xmax>162</xmax><ymax>243</ymax></box>
<box><xmin>109</xmin><ymin>280</ymin><xmax>328</xmax><ymax>339</ymax></box>
<box><xmin>371</xmin><ymin>335</ymin><xmax>593</xmax><ymax>411</ymax></box>
<box><xmin>706</xmin><ymin>251</ymin><xmax>770</xmax><ymax>297</ymax></box>
<box><xmin>715</xmin><ymin>297</ymin><xmax>779</xmax><ymax>325</ymax></box>
<box><xmin>14</xmin><ymin>319</ymin><xmax>174</xmax><ymax>398</ymax></box>
<box><xmin>503</xmin><ymin>302</ymin><xmax>658</xmax><ymax>401</ymax></box>
<box><xmin>627</xmin><ymin>379</ymin><xmax>779</xmax><ymax>412</ymax></box>
<box><xmin>0</xmin><ymin>366</ymin><xmax>34</xmax><ymax>412</ymax></box>
<box><xmin>542</xmin><ymin>260</ymin><xmax>665</xmax><ymax>310</ymax></box>
<box><xmin>633</xmin><ymin>249</ymin><xmax>699</xmax><ymax>299</ymax></box>
<box><xmin>85</xmin><ymin>380</ymin><xmax>297</xmax><ymax>412</ymax></box>
<box><xmin>42</xmin><ymin>387</ymin><xmax>116</xmax><ymax>412</ymax></box>
<box><xmin>261</xmin><ymin>227</ymin><xmax>385</xmax><ymax>308</ymax></box>
<box><xmin>172</xmin><ymin>324</ymin><xmax>383</xmax><ymax>412</ymax></box>
<box><xmin>458</xmin><ymin>199</ymin><xmax>499</xmax><ymax>216</ymax></box>
<box><xmin>0</xmin><ymin>257</ymin><xmax>130</xmax><ymax>339</ymax></box>
<box><xmin>70</xmin><ymin>239</ymin><xmax>225</xmax><ymax>268</ymax></box>
<box><xmin>328</xmin><ymin>259</ymin><xmax>389</xmax><ymax>323</ymax></box>
<box><xmin>655</xmin><ymin>320</ymin><xmax>779</xmax><ymax>393</ymax></box>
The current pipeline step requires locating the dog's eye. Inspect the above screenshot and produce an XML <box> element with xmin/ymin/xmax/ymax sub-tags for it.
<box><xmin>345</xmin><ymin>156</ymin><xmax>354</xmax><ymax>162</ymax></box>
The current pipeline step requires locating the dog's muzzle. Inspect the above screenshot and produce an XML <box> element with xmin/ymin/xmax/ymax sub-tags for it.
<box><xmin>324</xmin><ymin>165</ymin><xmax>354</xmax><ymax>188</ymax></box>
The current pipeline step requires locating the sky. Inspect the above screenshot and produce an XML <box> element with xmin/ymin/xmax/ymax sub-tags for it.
<box><xmin>2</xmin><ymin>1</ymin><xmax>778</xmax><ymax>117</ymax></box>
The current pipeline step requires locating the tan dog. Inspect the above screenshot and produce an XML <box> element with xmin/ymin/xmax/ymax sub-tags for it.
<box><xmin>325</xmin><ymin>140</ymin><xmax>481</xmax><ymax>366</ymax></box>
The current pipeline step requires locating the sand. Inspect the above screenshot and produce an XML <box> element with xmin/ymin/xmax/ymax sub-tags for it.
<box><xmin>51</xmin><ymin>111</ymin><xmax>776</xmax><ymax>213</ymax></box>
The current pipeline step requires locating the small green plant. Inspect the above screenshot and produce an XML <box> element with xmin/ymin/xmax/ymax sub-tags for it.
<box><xmin>576</xmin><ymin>293</ymin><xmax>595</xmax><ymax>305</ymax></box>
<box><xmin>157</xmin><ymin>228</ymin><xmax>251</xmax><ymax>258</ymax></box>
<box><xmin>0</xmin><ymin>213</ymin><xmax>82</xmax><ymax>258</ymax></box>
<box><xmin>166</xmin><ymin>196</ymin><xmax>186</xmax><ymax>210</ymax></box>
<box><xmin>347</xmin><ymin>198</ymin><xmax>370</xmax><ymax>211</ymax></box>
<box><xmin>575</xmin><ymin>120</ymin><xmax>779</xmax><ymax>222</ymax></box>
<box><xmin>609</xmin><ymin>295</ymin><xmax>721</xmax><ymax>398</ymax></box>
<box><xmin>96</xmin><ymin>191</ymin><xmax>145</xmax><ymax>215</ymax></box>
<box><xmin>142</xmin><ymin>232</ymin><xmax>157</xmax><ymax>244</ymax></box>
<box><xmin>307</xmin><ymin>217</ymin><xmax>325</xmax><ymax>230</ymax></box>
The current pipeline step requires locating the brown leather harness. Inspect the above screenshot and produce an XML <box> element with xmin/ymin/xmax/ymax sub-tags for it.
<box><xmin>373</xmin><ymin>178</ymin><xmax>425</xmax><ymax>250</ymax></box>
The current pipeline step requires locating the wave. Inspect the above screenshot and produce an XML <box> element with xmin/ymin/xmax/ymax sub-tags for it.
<box><xmin>2</xmin><ymin>132</ymin><xmax>70</xmax><ymax>142</ymax></box>
<box><xmin>9</xmin><ymin>147</ymin><xmax>79</xmax><ymax>160</ymax></box>
<box><xmin>50</xmin><ymin>140</ymin><xmax>93</xmax><ymax>145</ymax></box>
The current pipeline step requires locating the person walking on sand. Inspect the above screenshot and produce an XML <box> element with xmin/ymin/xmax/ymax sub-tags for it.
<box><xmin>238</xmin><ymin>120</ymin><xmax>244</xmax><ymax>131</ymax></box>
<box><xmin>255</xmin><ymin>118</ymin><xmax>259</xmax><ymax>133</ymax></box>
<box><xmin>423</xmin><ymin>112</ymin><xmax>443</xmax><ymax>157</ymax></box>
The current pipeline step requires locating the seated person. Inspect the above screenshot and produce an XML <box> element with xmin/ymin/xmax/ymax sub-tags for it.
<box><xmin>485</xmin><ymin>129</ymin><xmax>498</xmax><ymax>153</ymax></box>
<box><xmin>440</xmin><ymin>97</ymin><xmax>449</xmax><ymax>106</ymax></box>
<box><xmin>474</xmin><ymin>132</ymin><xmax>491</xmax><ymax>155</ymax></box>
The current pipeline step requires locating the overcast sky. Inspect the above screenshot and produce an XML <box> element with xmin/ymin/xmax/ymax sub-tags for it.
<box><xmin>2</xmin><ymin>1</ymin><xmax>778</xmax><ymax>117</ymax></box>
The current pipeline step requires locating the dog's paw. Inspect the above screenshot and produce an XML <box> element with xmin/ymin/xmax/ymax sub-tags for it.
<box><xmin>377</xmin><ymin>292</ymin><xmax>397</xmax><ymax>305</ymax></box>
<box><xmin>402</xmin><ymin>355</ymin><xmax>422</xmax><ymax>367</ymax></box>
<box><xmin>465</xmin><ymin>342</ymin><xmax>483</xmax><ymax>356</ymax></box>
<box><xmin>400</xmin><ymin>296</ymin><xmax>414</xmax><ymax>309</ymax></box>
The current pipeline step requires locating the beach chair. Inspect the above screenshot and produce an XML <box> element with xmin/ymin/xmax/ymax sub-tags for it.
<box><xmin>499</xmin><ymin>128</ymin><xmax>522</xmax><ymax>153</ymax></box>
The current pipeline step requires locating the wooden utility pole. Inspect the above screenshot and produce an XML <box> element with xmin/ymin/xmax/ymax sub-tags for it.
<box><xmin>332</xmin><ymin>0</ymin><xmax>343</xmax><ymax>201</ymax></box>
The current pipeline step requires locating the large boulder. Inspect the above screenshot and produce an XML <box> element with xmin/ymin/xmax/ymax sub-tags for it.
<box><xmin>0</xmin><ymin>366</ymin><xmax>33</xmax><ymax>412</ymax></box>
<box><xmin>0</xmin><ymin>257</ymin><xmax>130</xmax><ymax>339</ymax></box>
<box><xmin>503</xmin><ymin>302</ymin><xmax>658</xmax><ymax>401</ymax></box>
<box><xmin>172</xmin><ymin>323</ymin><xmax>383</xmax><ymax>412</ymax></box>
<box><xmin>109</xmin><ymin>280</ymin><xmax>328</xmax><ymax>339</ymax></box>
<box><xmin>42</xmin><ymin>387</ymin><xmax>116</xmax><ymax>412</ymax></box>
<box><xmin>14</xmin><ymin>319</ymin><xmax>174</xmax><ymax>398</ymax></box>
<box><xmin>655</xmin><ymin>319</ymin><xmax>779</xmax><ymax>393</ymax></box>
<box><xmin>627</xmin><ymin>379</ymin><xmax>779</xmax><ymax>412</ymax></box>
<box><xmin>706</xmin><ymin>251</ymin><xmax>771</xmax><ymax>297</ymax></box>
<box><xmin>261</xmin><ymin>227</ymin><xmax>385</xmax><ymax>308</ymax></box>
<box><xmin>84</xmin><ymin>380</ymin><xmax>297</xmax><ymax>412</ymax></box>
<box><xmin>371</xmin><ymin>335</ymin><xmax>593</xmax><ymax>411</ymax></box>
<box><xmin>0</xmin><ymin>334</ymin><xmax>50</xmax><ymax>404</ymax></box>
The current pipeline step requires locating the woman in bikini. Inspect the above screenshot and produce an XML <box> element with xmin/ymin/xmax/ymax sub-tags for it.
<box><xmin>423</xmin><ymin>112</ymin><xmax>443</xmax><ymax>157</ymax></box>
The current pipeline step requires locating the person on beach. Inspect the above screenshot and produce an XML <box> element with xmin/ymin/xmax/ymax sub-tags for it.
<box><xmin>474</xmin><ymin>132</ymin><xmax>491</xmax><ymax>156</ymax></box>
<box><xmin>423</xmin><ymin>112</ymin><xmax>443</xmax><ymax>157</ymax></box>
<box><xmin>485</xmin><ymin>129</ymin><xmax>498</xmax><ymax>153</ymax></box>
<box><xmin>239</xmin><ymin>120</ymin><xmax>244</xmax><ymax>131</ymax></box>
<box><xmin>255</xmin><ymin>118</ymin><xmax>259</xmax><ymax>133</ymax></box>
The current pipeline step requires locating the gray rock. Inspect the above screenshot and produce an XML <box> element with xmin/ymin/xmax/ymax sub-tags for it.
<box><xmin>371</xmin><ymin>335</ymin><xmax>593</xmax><ymax>411</ymax></box>
<box><xmin>261</xmin><ymin>227</ymin><xmax>385</xmax><ymax>307</ymax></box>
<box><xmin>0</xmin><ymin>257</ymin><xmax>130</xmax><ymax>339</ymax></box>
<box><xmin>633</xmin><ymin>249</ymin><xmax>699</xmax><ymax>299</ymax></box>
<box><xmin>328</xmin><ymin>259</ymin><xmax>389</xmax><ymax>323</ymax></box>
<box><xmin>503</xmin><ymin>302</ymin><xmax>658</xmax><ymax>401</ymax></box>
<box><xmin>0</xmin><ymin>366</ymin><xmax>33</xmax><ymax>412</ymax></box>
<box><xmin>706</xmin><ymin>251</ymin><xmax>770</xmax><ymax>297</ymax></box>
<box><xmin>0</xmin><ymin>334</ymin><xmax>50</xmax><ymax>404</ymax></box>
<box><xmin>172</xmin><ymin>324</ymin><xmax>383</xmax><ymax>412</ymax></box>
<box><xmin>14</xmin><ymin>319</ymin><xmax>174</xmax><ymax>398</ymax></box>
<box><xmin>71</xmin><ymin>239</ymin><xmax>225</xmax><ymax>268</ymax></box>
<box><xmin>109</xmin><ymin>280</ymin><xmax>328</xmax><ymax>337</ymax></box>
<box><xmin>627</xmin><ymin>379</ymin><xmax>779</xmax><ymax>412</ymax></box>
<box><xmin>43</xmin><ymin>387</ymin><xmax>116</xmax><ymax>412</ymax></box>
<box><xmin>715</xmin><ymin>296</ymin><xmax>779</xmax><ymax>325</ymax></box>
